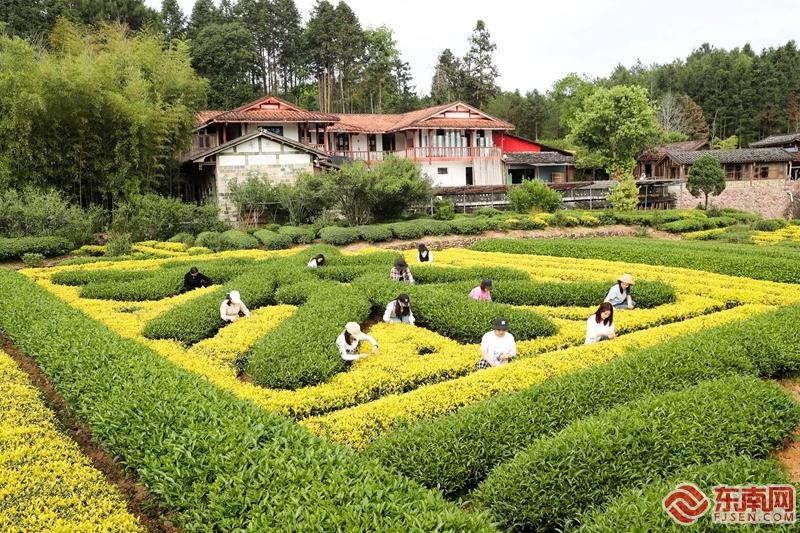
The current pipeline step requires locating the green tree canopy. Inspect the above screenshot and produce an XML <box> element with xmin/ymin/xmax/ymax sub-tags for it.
<box><xmin>569</xmin><ymin>85</ymin><xmax>661</xmax><ymax>174</ymax></box>
<box><xmin>687</xmin><ymin>154</ymin><xmax>726</xmax><ymax>208</ymax></box>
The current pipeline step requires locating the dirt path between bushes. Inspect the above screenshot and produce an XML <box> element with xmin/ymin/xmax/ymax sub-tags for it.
<box><xmin>0</xmin><ymin>336</ymin><xmax>180</xmax><ymax>532</ymax></box>
<box><xmin>340</xmin><ymin>224</ymin><xmax>680</xmax><ymax>252</ymax></box>
<box><xmin>775</xmin><ymin>379</ymin><xmax>800</xmax><ymax>482</ymax></box>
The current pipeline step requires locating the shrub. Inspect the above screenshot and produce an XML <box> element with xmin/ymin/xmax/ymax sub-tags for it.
<box><xmin>474</xmin><ymin>376</ymin><xmax>800</xmax><ymax>531</ymax></box>
<box><xmin>433</xmin><ymin>200</ymin><xmax>456</xmax><ymax>220</ymax></box>
<box><xmin>111</xmin><ymin>194</ymin><xmax>224</xmax><ymax>241</ymax></box>
<box><xmin>581</xmin><ymin>458</ymin><xmax>789</xmax><ymax>532</ymax></box>
<box><xmin>277</xmin><ymin>225</ymin><xmax>316</xmax><ymax>244</ymax></box>
<box><xmin>753</xmin><ymin>218</ymin><xmax>788</xmax><ymax>232</ymax></box>
<box><xmin>660</xmin><ymin>218</ymin><xmax>708</xmax><ymax>233</ymax></box>
<box><xmin>195</xmin><ymin>231</ymin><xmax>223</xmax><ymax>251</ymax></box>
<box><xmin>447</xmin><ymin>217</ymin><xmax>493</xmax><ymax>235</ymax></box>
<box><xmin>187</xmin><ymin>246</ymin><xmax>213</xmax><ymax>255</ymax></box>
<box><xmin>105</xmin><ymin>233</ymin><xmax>132</xmax><ymax>257</ymax></box>
<box><xmin>0</xmin><ymin>269</ymin><xmax>493</xmax><ymax>531</ymax></box>
<box><xmin>682</xmin><ymin>228</ymin><xmax>726</xmax><ymax>240</ymax></box>
<box><xmin>389</xmin><ymin>220</ymin><xmax>429</xmax><ymax>240</ymax></box>
<box><xmin>357</xmin><ymin>224</ymin><xmax>393</xmax><ymax>243</ymax></box>
<box><xmin>507</xmin><ymin>179</ymin><xmax>561</xmax><ymax>213</ymax></box>
<box><xmin>475</xmin><ymin>207</ymin><xmax>502</xmax><ymax>217</ymax></box>
<box><xmin>492</xmin><ymin>279</ymin><xmax>675</xmax><ymax>308</ymax></box>
<box><xmin>253</xmin><ymin>230</ymin><xmax>293</xmax><ymax>250</ymax></box>
<box><xmin>366</xmin><ymin>303</ymin><xmax>800</xmax><ymax>497</ymax></box>
<box><xmin>319</xmin><ymin>226</ymin><xmax>360</xmax><ymax>245</ymax></box>
<box><xmin>605</xmin><ymin>173</ymin><xmax>639</xmax><ymax>212</ymax></box>
<box><xmin>687</xmin><ymin>153</ymin><xmax>726</xmax><ymax>208</ymax></box>
<box><xmin>21</xmin><ymin>252</ymin><xmax>45</xmax><ymax>267</ymax></box>
<box><xmin>578</xmin><ymin>214</ymin><xmax>601</xmax><ymax>227</ymax></box>
<box><xmin>167</xmin><ymin>232</ymin><xmax>195</xmax><ymax>247</ymax></box>
<box><xmin>0</xmin><ymin>236</ymin><xmax>72</xmax><ymax>260</ymax></box>
<box><xmin>219</xmin><ymin>230</ymin><xmax>260</xmax><ymax>250</ymax></box>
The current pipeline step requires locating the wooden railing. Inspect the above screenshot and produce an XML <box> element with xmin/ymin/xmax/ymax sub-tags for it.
<box><xmin>332</xmin><ymin>146</ymin><xmax>502</xmax><ymax>163</ymax></box>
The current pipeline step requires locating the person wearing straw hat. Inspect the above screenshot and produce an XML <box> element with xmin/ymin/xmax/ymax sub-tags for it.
<box><xmin>390</xmin><ymin>257</ymin><xmax>415</xmax><ymax>283</ymax></box>
<box><xmin>605</xmin><ymin>273</ymin><xmax>636</xmax><ymax>310</ymax></box>
<box><xmin>469</xmin><ymin>279</ymin><xmax>493</xmax><ymax>301</ymax></box>
<box><xmin>336</xmin><ymin>322</ymin><xmax>379</xmax><ymax>365</ymax></box>
<box><xmin>476</xmin><ymin>317</ymin><xmax>516</xmax><ymax>370</ymax></box>
<box><xmin>220</xmin><ymin>290</ymin><xmax>250</xmax><ymax>323</ymax></box>
<box><xmin>383</xmin><ymin>293</ymin><xmax>415</xmax><ymax>324</ymax></box>
<box><xmin>417</xmin><ymin>243</ymin><xmax>433</xmax><ymax>263</ymax></box>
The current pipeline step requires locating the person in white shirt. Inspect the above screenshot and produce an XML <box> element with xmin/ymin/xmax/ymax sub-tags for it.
<box><xmin>604</xmin><ymin>273</ymin><xmax>636</xmax><ymax>310</ymax></box>
<box><xmin>417</xmin><ymin>243</ymin><xmax>433</xmax><ymax>263</ymax></box>
<box><xmin>307</xmin><ymin>254</ymin><xmax>325</xmax><ymax>268</ymax></box>
<box><xmin>336</xmin><ymin>322</ymin><xmax>379</xmax><ymax>365</ymax></box>
<box><xmin>220</xmin><ymin>290</ymin><xmax>250</xmax><ymax>323</ymax></box>
<box><xmin>476</xmin><ymin>317</ymin><xmax>516</xmax><ymax>370</ymax></box>
<box><xmin>383</xmin><ymin>293</ymin><xmax>415</xmax><ymax>324</ymax></box>
<box><xmin>585</xmin><ymin>302</ymin><xmax>616</xmax><ymax>344</ymax></box>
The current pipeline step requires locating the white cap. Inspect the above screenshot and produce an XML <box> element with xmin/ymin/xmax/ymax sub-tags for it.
<box><xmin>345</xmin><ymin>321</ymin><xmax>366</xmax><ymax>340</ymax></box>
<box><xmin>228</xmin><ymin>290</ymin><xmax>242</xmax><ymax>304</ymax></box>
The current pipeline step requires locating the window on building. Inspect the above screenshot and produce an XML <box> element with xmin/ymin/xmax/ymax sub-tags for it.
<box><xmin>466</xmin><ymin>167</ymin><xmax>473</xmax><ymax>185</ymax></box>
<box><xmin>437</xmin><ymin>168</ymin><xmax>448</xmax><ymax>175</ymax></box>
<box><xmin>760</xmin><ymin>166</ymin><xmax>769</xmax><ymax>178</ymax></box>
<box><xmin>368</xmin><ymin>134</ymin><xmax>377</xmax><ymax>152</ymax></box>
<box><xmin>335</xmin><ymin>134</ymin><xmax>349</xmax><ymax>151</ymax></box>
<box><xmin>724</xmin><ymin>164</ymin><xmax>742</xmax><ymax>180</ymax></box>
<box><xmin>262</xmin><ymin>125</ymin><xmax>284</xmax><ymax>136</ymax></box>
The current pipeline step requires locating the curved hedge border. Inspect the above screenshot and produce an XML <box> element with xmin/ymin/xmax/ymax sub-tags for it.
<box><xmin>492</xmin><ymin>279</ymin><xmax>675</xmax><ymax>308</ymax></box>
<box><xmin>253</xmin><ymin>229</ymin><xmax>293</xmax><ymax>250</ymax></box>
<box><xmin>0</xmin><ymin>236</ymin><xmax>72</xmax><ymax>260</ymax></box>
<box><xmin>473</xmin><ymin>375</ymin><xmax>800</xmax><ymax>531</ymax></box>
<box><xmin>0</xmin><ymin>269</ymin><xmax>494</xmax><ymax>531</ymax></box>
<box><xmin>471</xmin><ymin>237</ymin><xmax>800</xmax><ymax>284</ymax></box>
<box><xmin>580</xmin><ymin>457</ymin><xmax>790</xmax><ymax>532</ymax></box>
<box><xmin>365</xmin><ymin>303</ymin><xmax>800</xmax><ymax>496</ymax></box>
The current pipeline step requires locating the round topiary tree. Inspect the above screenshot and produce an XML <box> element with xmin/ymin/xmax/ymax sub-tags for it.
<box><xmin>687</xmin><ymin>154</ymin><xmax>726</xmax><ymax>209</ymax></box>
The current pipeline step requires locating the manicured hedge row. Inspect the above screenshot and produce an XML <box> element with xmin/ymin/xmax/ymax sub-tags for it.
<box><xmin>0</xmin><ymin>270</ymin><xmax>494</xmax><ymax>531</ymax></box>
<box><xmin>52</xmin><ymin>267</ymin><xmax>156</xmax><ymax>286</ymax></box>
<box><xmin>142</xmin><ymin>261</ymin><xmax>281</xmax><ymax>344</ymax></box>
<box><xmin>471</xmin><ymin>237</ymin><xmax>800</xmax><ymax>283</ymax></box>
<box><xmin>253</xmin><ymin>229</ymin><xmax>293</xmax><ymax>250</ymax></box>
<box><xmin>661</xmin><ymin>216</ymin><xmax>737</xmax><ymax>233</ymax></box>
<box><xmin>0</xmin><ymin>236</ymin><xmax>72</xmax><ymax>260</ymax></box>
<box><xmin>365</xmin><ymin>303</ymin><xmax>800</xmax><ymax>497</ymax></box>
<box><xmin>277</xmin><ymin>225</ymin><xmax>316</xmax><ymax>244</ymax></box>
<box><xmin>492</xmin><ymin>279</ymin><xmax>675</xmax><ymax>308</ymax></box>
<box><xmin>246</xmin><ymin>282</ymin><xmax>373</xmax><ymax>390</ymax></box>
<box><xmin>474</xmin><ymin>375</ymin><xmax>800</xmax><ymax>531</ymax></box>
<box><xmin>319</xmin><ymin>226</ymin><xmax>361</xmax><ymax>245</ymax></box>
<box><xmin>220</xmin><ymin>229</ymin><xmax>260</xmax><ymax>250</ymax></box>
<box><xmin>580</xmin><ymin>457</ymin><xmax>790</xmax><ymax>532</ymax></box>
<box><xmin>411</xmin><ymin>265</ymin><xmax>529</xmax><ymax>284</ymax></box>
<box><xmin>79</xmin><ymin>260</ymin><xmax>253</xmax><ymax>301</ymax></box>
<box><xmin>356</xmin><ymin>224</ymin><xmax>394</xmax><ymax>243</ymax></box>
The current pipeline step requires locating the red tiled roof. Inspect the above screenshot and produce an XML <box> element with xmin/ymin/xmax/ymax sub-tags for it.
<box><xmin>330</xmin><ymin>102</ymin><xmax>513</xmax><ymax>133</ymax></box>
<box><xmin>195</xmin><ymin>111</ymin><xmax>222</xmax><ymax>124</ymax></box>
<box><xmin>208</xmin><ymin>109</ymin><xmax>340</xmax><ymax>123</ymax></box>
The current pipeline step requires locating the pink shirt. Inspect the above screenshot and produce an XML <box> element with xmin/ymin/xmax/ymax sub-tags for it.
<box><xmin>469</xmin><ymin>287</ymin><xmax>492</xmax><ymax>301</ymax></box>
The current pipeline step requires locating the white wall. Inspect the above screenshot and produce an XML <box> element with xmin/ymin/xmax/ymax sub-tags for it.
<box><xmin>419</xmin><ymin>162</ymin><xmax>469</xmax><ymax>187</ymax></box>
<box><xmin>243</xmin><ymin>122</ymin><xmax>300</xmax><ymax>142</ymax></box>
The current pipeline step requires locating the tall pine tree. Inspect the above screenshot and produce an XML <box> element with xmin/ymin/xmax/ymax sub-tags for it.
<box><xmin>160</xmin><ymin>0</ymin><xmax>185</xmax><ymax>41</ymax></box>
<box><xmin>461</xmin><ymin>20</ymin><xmax>499</xmax><ymax>107</ymax></box>
<box><xmin>430</xmin><ymin>49</ymin><xmax>462</xmax><ymax>104</ymax></box>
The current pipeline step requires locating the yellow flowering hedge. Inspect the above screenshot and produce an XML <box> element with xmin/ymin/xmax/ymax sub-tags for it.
<box><xmin>22</xmin><ymin>245</ymin><xmax>800</xmax><ymax>450</ymax></box>
<box><xmin>751</xmin><ymin>225</ymin><xmax>800</xmax><ymax>245</ymax></box>
<box><xmin>0</xmin><ymin>349</ymin><xmax>142</xmax><ymax>532</ymax></box>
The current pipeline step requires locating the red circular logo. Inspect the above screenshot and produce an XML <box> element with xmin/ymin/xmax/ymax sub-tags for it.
<box><xmin>663</xmin><ymin>483</ymin><xmax>710</xmax><ymax>525</ymax></box>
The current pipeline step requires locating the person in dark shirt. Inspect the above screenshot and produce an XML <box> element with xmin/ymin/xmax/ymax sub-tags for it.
<box><xmin>180</xmin><ymin>266</ymin><xmax>212</xmax><ymax>293</ymax></box>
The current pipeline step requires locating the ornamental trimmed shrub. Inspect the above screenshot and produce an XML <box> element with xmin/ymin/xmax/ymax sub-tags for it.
<box><xmin>357</xmin><ymin>224</ymin><xmax>394</xmax><ymax>243</ymax></box>
<box><xmin>474</xmin><ymin>375</ymin><xmax>800</xmax><ymax>531</ymax></box>
<box><xmin>167</xmin><ymin>232</ymin><xmax>195</xmax><ymax>247</ymax></box>
<box><xmin>447</xmin><ymin>217</ymin><xmax>494</xmax><ymax>235</ymax></box>
<box><xmin>277</xmin><ymin>225</ymin><xmax>316</xmax><ymax>244</ymax></box>
<box><xmin>195</xmin><ymin>231</ymin><xmax>223</xmax><ymax>251</ymax></box>
<box><xmin>0</xmin><ymin>236</ymin><xmax>72</xmax><ymax>260</ymax></box>
<box><xmin>319</xmin><ymin>226</ymin><xmax>360</xmax><ymax>245</ymax></box>
<box><xmin>254</xmin><ymin>229</ymin><xmax>293</xmax><ymax>250</ymax></box>
<box><xmin>219</xmin><ymin>229</ymin><xmax>260</xmax><ymax>250</ymax></box>
<box><xmin>753</xmin><ymin>218</ymin><xmax>789</xmax><ymax>232</ymax></box>
<box><xmin>21</xmin><ymin>252</ymin><xmax>45</xmax><ymax>267</ymax></box>
<box><xmin>492</xmin><ymin>279</ymin><xmax>675</xmax><ymax>308</ymax></box>
<box><xmin>366</xmin><ymin>303</ymin><xmax>800</xmax><ymax>497</ymax></box>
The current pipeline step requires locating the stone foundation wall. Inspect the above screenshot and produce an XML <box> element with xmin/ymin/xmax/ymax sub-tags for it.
<box><xmin>215</xmin><ymin>163</ymin><xmax>314</xmax><ymax>223</ymax></box>
<box><xmin>670</xmin><ymin>179</ymin><xmax>800</xmax><ymax>218</ymax></box>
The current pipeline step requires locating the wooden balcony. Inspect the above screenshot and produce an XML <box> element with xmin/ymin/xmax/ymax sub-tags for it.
<box><xmin>333</xmin><ymin>146</ymin><xmax>502</xmax><ymax>164</ymax></box>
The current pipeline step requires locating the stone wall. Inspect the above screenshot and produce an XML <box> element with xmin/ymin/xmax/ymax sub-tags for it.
<box><xmin>670</xmin><ymin>178</ymin><xmax>800</xmax><ymax>218</ymax></box>
<box><xmin>215</xmin><ymin>160</ymin><xmax>314</xmax><ymax>223</ymax></box>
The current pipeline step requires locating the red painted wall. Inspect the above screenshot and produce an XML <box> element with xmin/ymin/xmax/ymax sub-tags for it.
<box><xmin>492</xmin><ymin>132</ymin><xmax>542</xmax><ymax>153</ymax></box>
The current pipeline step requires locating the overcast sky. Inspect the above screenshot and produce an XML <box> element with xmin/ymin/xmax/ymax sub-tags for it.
<box><xmin>145</xmin><ymin>0</ymin><xmax>800</xmax><ymax>95</ymax></box>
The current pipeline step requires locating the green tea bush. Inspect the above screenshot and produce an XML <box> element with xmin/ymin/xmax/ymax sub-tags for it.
<box><xmin>492</xmin><ymin>279</ymin><xmax>674</xmax><ymax>308</ymax></box>
<box><xmin>357</xmin><ymin>224</ymin><xmax>394</xmax><ymax>243</ymax></box>
<box><xmin>475</xmin><ymin>207</ymin><xmax>502</xmax><ymax>217</ymax></box>
<box><xmin>0</xmin><ymin>269</ymin><xmax>493</xmax><ymax>531</ymax></box>
<box><xmin>0</xmin><ymin>236</ymin><xmax>71</xmax><ymax>260</ymax></box>
<box><xmin>433</xmin><ymin>200</ymin><xmax>456</xmax><ymax>220</ymax></box>
<box><xmin>219</xmin><ymin>229</ymin><xmax>260</xmax><ymax>250</ymax></box>
<box><xmin>195</xmin><ymin>231</ymin><xmax>223</xmax><ymax>251</ymax></box>
<box><xmin>167</xmin><ymin>232</ymin><xmax>195</xmax><ymax>247</ymax></box>
<box><xmin>660</xmin><ymin>218</ymin><xmax>708</xmax><ymax>233</ymax></box>
<box><xmin>21</xmin><ymin>252</ymin><xmax>45</xmax><ymax>267</ymax></box>
<box><xmin>52</xmin><ymin>268</ymin><xmax>156</xmax><ymax>287</ymax></box>
<box><xmin>366</xmin><ymin>303</ymin><xmax>800</xmax><ymax>497</ymax></box>
<box><xmin>277</xmin><ymin>225</ymin><xmax>316</xmax><ymax>244</ymax></box>
<box><xmin>753</xmin><ymin>218</ymin><xmax>789</xmax><ymax>232</ymax></box>
<box><xmin>187</xmin><ymin>246</ymin><xmax>213</xmax><ymax>255</ymax></box>
<box><xmin>389</xmin><ymin>220</ymin><xmax>429</xmax><ymax>240</ymax></box>
<box><xmin>254</xmin><ymin>229</ymin><xmax>293</xmax><ymax>250</ymax></box>
<box><xmin>319</xmin><ymin>226</ymin><xmax>360</xmax><ymax>245</ymax></box>
<box><xmin>581</xmin><ymin>458</ymin><xmax>789</xmax><ymax>532</ymax></box>
<box><xmin>447</xmin><ymin>217</ymin><xmax>493</xmax><ymax>235</ymax></box>
<box><xmin>105</xmin><ymin>232</ymin><xmax>132</xmax><ymax>256</ymax></box>
<box><xmin>474</xmin><ymin>376</ymin><xmax>800</xmax><ymax>531</ymax></box>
